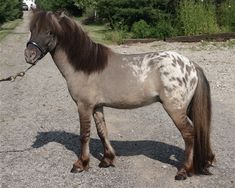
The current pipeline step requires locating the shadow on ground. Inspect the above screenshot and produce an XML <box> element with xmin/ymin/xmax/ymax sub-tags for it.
<box><xmin>32</xmin><ymin>131</ymin><xmax>184</xmax><ymax>169</ymax></box>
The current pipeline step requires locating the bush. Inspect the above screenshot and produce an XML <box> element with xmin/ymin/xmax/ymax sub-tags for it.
<box><xmin>131</xmin><ymin>19</ymin><xmax>175</xmax><ymax>39</ymax></box>
<box><xmin>178</xmin><ymin>0</ymin><xmax>219</xmax><ymax>35</ymax></box>
<box><xmin>0</xmin><ymin>0</ymin><xmax>23</xmax><ymax>25</ymax></box>
<box><xmin>218</xmin><ymin>0</ymin><xmax>235</xmax><ymax>31</ymax></box>
<box><xmin>152</xmin><ymin>20</ymin><xmax>175</xmax><ymax>39</ymax></box>
<box><xmin>131</xmin><ymin>20</ymin><xmax>151</xmax><ymax>38</ymax></box>
<box><xmin>36</xmin><ymin>0</ymin><xmax>83</xmax><ymax>16</ymax></box>
<box><xmin>96</xmin><ymin>0</ymin><xmax>173</xmax><ymax>30</ymax></box>
<box><xmin>104</xmin><ymin>29</ymin><xmax>128</xmax><ymax>44</ymax></box>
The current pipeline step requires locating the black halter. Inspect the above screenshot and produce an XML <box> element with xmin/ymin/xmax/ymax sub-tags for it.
<box><xmin>26</xmin><ymin>41</ymin><xmax>48</xmax><ymax>60</ymax></box>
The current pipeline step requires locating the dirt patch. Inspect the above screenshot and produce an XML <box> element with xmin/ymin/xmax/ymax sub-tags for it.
<box><xmin>0</xmin><ymin>12</ymin><xmax>235</xmax><ymax>188</ymax></box>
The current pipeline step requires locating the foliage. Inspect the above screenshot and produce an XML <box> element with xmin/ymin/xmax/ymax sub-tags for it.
<box><xmin>82</xmin><ymin>23</ymin><xmax>112</xmax><ymax>44</ymax></box>
<box><xmin>0</xmin><ymin>0</ymin><xmax>23</xmax><ymax>25</ymax></box>
<box><xmin>36</xmin><ymin>0</ymin><xmax>98</xmax><ymax>16</ymax></box>
<box><xmin>96</xmin><ymin>0</ymin><xmax>174</xmax><ymax>30</ymax></box>
<box><xmin>178</xmin><ymin>0</ymin><xmax>219</xmax><ymax>35</ymax></box>
<box><xmin>153</xmin><ymin>20</ymin><xmax>176</xmax><ymax>38</ymax></box>
<box><xmin>131</xmin><ymin>20</ymin><xmax>152</xmax><ymax>38</ymax></box>
<box><xmin>36</xmin><ymin>0</ymin><xmax>235</xmax><ymax>39</ymax></box>
<box><xmin>0</xmin><ymin>19</ymin><xmax>21</xmax><ymax>41</ymax></box>
<box><xmin>74</xmin><ymin>0</ymin><xmax>97</xmax><ymax>9</ymax></box>
<box><xmin>218</xmin><ymin>0</ymin><xmax>235</xmax><ymax>31</ymax></box>
<box><xmin>36</xmin><ymin>0</ymin><xmax>83</xmax><ymax>16</ymax></box>
<box><xmin>104</xmin><ymin>30</ymin><xmax>127</xmax><ymax>44</ymax></box>
<box><xmin>131</xmin><ymin>19</ymin><xmax>175</xmax><ymax>39</ymax></box>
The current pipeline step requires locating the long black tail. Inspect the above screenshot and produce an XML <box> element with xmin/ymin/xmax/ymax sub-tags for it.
<box><xmin>188</xmin><ymin>64</ymin><xmax>215</xmax><ymax>174</ymax></box>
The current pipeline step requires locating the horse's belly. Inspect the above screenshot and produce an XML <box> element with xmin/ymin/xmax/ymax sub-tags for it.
<box><xmin>103</xmin><ymin>90</ymin><xmax>160</xmax><ymax>109</ymax></box>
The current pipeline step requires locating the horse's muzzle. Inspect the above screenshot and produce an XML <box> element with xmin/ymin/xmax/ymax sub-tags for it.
<box><xmin>24</xmin><ymin>48</ymin><xmax>40</xmax><ymax>65</ymax></box>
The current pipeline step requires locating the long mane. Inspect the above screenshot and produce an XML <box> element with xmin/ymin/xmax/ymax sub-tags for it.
<box><xmin>30</xmin><ymin>10</ymin><xmax>110</xmax><ymax>74</ymax></box>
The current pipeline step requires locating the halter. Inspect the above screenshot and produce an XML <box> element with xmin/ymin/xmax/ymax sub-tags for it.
<box><xmin>26</xmin><ymin>41</ymin><xmax>48</xmax><ymax>60</ymax></box>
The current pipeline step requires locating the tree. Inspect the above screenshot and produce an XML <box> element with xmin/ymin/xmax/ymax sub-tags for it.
<box><xmin>0</xmin><ymin>0</ymin><xmax>22</xmax><ymax>24</ymax></box>
<box><xmin>96</xmin><ymin>0</ymin><xmax>176</xmax><ymax>29</ymax></box>
<box><xmin>36</xmin><ymin>0</ymin><xmax>83</xmax><ymax>16</ymax></box>
<box><xmin>73</xmin><ymin>0</ymin><xmax>97</xmax><ymax>10</ymax></box>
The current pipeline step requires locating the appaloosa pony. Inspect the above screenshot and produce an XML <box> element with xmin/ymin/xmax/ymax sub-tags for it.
<box><xmin>24</xmin><ymin>10</ymin><xmax>215</xmax><ymax>180</ymax></box>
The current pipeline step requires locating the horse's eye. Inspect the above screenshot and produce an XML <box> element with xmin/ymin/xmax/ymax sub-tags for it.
<box><xmin>47</xmin><ymin>30</ymin><xmax>53</xmax><ymax>36</ymax></box>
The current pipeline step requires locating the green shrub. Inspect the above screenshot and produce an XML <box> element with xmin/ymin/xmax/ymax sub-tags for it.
<box><xmin>152</xmin><ymin>20</ymin><xmax>175</xmax><ymax>39</ymax></box>
<box><xmin>104</xmin><ymin>29</ymin><xmax>128</xmax><ymax>44</ymax></box>
<box><xmin>218</xmin><ymin>0</ymin><xmax>235</xmax><ymax>31</ymax></box>
<box><xmin>0</xmin><ymin>0</ymin><xmax>22</xmax><ymax>25</ymax></box>
<box><xmin>96</xmin><ymin>0</ymin><xmax>174</xmax><ymax>30</ymax></box>
<box><xmin>178</xmin><ymin>0</ymin><xmax>219</xmax><ymax>35</ymax></box>
<box><xmin>36</xmin><ymin>0</ymin><xmax>83</xmax><ymax>16</ymax></box>
<box><xmin>131</xmin><ymin>19</ymin><xmax>175</xmax><ymax>39</ymax></box>
<box><xmin>131</xmin><ymin>20</ymin><xmax>151</xmax><ymax>38</ymax></box>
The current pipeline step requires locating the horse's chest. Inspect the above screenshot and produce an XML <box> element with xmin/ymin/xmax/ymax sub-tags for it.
<box><xmin>66</xmin><ymin>76</ymin><xmax>97</xmax><ymax>105</ymax></box>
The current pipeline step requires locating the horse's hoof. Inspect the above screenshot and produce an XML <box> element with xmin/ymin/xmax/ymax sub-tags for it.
<box><xmin>175</xmin><ymin>169</ymin><xmax>187</xmax><ymax>180</ymax></box>
<box><xmin>99</xmin><ymin>158</ymin><xmax>115</xmax><ymax>168</ymax></box>
<box><xmin>187</xmin><ymin>172</ymin><xmax>193</xmax><ymax>177</ymax></box>
<box><xmin>70</xmin><ymin>159</ymin><xmax>89</xmax><ymax>173</ymax></box>
<box><xmin>175</xmin><ymin>173</ymin><xmax>187</xmax><ymax>180</ymax></box>
<box><xmin>70</xmin><ymin>164</ymin><xmax>84</xmax><ymax>173</ymax></box>
<box><xmin>201</xmin><ymin>168</ymin><xmax>213</xmax><ymax>175</ymax></box>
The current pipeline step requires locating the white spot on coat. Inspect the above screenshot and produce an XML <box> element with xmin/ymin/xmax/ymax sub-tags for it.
<box><xmin>129</xmin><ymin>53</ymin><xmax>159</xmax><ymax>82</ymax></box>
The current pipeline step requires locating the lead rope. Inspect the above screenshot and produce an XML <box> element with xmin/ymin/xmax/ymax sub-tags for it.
<box><xmin>0</xmin><ymin>64</ymin><xmax>35</xmax><ymax>82</ymax></box>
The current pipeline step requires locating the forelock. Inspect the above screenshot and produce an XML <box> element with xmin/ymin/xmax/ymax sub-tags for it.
<box><xmin>29</xmin><ymin>11</ymin><xmax>62</xmax><ymax>35</ymax></box>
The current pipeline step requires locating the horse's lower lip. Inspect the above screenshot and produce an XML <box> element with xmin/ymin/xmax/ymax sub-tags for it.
<box><xmin>25</xmin><ymin>57</ymin><xmax>38</xmax><ymax>65</ymax></box>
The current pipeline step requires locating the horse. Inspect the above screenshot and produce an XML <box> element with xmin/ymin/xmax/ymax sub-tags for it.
<box><xmin>24</xmin><ymin>10</ymin><xmax>215</xmax><ymax>180</ymax></box>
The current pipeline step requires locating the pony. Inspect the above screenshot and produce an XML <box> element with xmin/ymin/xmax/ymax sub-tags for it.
<box><xmin>24</xmin><ymin>10</ymin><xmax>215</xmax><ymax>180</ymax></box>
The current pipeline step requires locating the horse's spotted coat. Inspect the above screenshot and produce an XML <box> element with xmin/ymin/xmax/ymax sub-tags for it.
<box><xmin>158</xmin><ymin>51</ymin><xmax>198</xmax><ymax>109</ymax></box>
<box><xmin>125</xmin><ymin>51</ymin><xmax>198</xmax><ymax>109</ymax></box>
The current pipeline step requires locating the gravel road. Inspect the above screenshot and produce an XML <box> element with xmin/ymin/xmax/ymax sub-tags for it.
<box><xmin>0</xmin><ymin>12</ymin><xmax>235</xmax><ymax>188</ymax></box>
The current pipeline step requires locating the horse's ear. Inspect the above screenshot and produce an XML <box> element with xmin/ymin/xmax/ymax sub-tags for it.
<box><xmin>31</xmin><ymin>7</ymin><xmax>41</xmax><ymax>14</ymax></box>
<box><xmin>54</xmin><ymin>9</ymin><xmax>68</xmax><ymax>20</ymax></box>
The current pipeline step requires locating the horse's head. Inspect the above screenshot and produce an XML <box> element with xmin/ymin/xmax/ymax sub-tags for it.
<box><xmin>25</xmin><ymin>10</ymin><xmax>63</xmax><ymax>65</ymax></box>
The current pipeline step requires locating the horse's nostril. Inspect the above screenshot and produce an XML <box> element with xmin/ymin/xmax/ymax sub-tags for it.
<box><xmin>30</xmin><ymin>50</ymin><xmax>36</xmax><ymax>58</ymax></box>
<box><xmin>25</xmin><ymin>48</ymin><xmax>37</xmax><ymax>64</ymax></box>
<box><xmin>25</xmin><ymin>49</ymin><xmax>36</xmax><ymax>59</ymax></box>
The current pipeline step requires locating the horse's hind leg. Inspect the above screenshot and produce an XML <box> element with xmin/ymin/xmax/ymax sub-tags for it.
<box><xmin>163</xmin><ymin>105</ymin><xmax>194</xmax><ymax>180</ymax></box>
<box><xmin>93</xmin><ymin>107</ymin><xmax>116</xmax><ymax>167</ymax></box>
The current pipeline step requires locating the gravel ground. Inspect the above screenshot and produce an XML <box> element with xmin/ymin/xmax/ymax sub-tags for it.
<box><xmin>0</xmin><ymin>12</ymin><xmax>235</xmax><ymax>188</ymax></box>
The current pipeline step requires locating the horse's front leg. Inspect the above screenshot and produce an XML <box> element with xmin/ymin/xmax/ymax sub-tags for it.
<box><xmin>93</xmin><ymin>107</ymin><xmax>116</xmax><ymax>168</ymax></box>
<box><xmin>71</xmin><ymin>106</ymin><xmax>92</xmax><ymax>173</ymax></box>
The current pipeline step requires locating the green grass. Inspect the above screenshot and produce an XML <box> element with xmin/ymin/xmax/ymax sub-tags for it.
<box><xmin>188</xmin><ymin>39</ymin><xmax>235</xmax><ymax>51</ymax></box>
<box><xmin>0</xmin><ymin>19</ymin><xmax>22</xmax><ymax>41</ymax></box>
<box><xmin>201</xmin><ymin>39</ymin><xmax>235</xmax><ymax>48</ymax></box>
<box><xmin>83</xmin><ymin>24</ymin><xmax>133</xmax><ymax>45</ymax></box>
<box><xmin>76</xmin><ymin>17</ymin><xmax>130</xmax><ymax>45</ymax></box>
<box><xmin>82</xmin><ymin>24</ymin><xmax>114</xmax><ymax>45</ymax></box>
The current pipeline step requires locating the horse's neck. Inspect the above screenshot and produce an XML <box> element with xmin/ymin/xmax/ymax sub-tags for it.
<box><xmin>51</xmin><ymin>46</ymin><xmax>100</xmax><ymax>103</ymax></box>
<box><xmin>50</xmin><ymin>47</ymin><xmax>74</xmax><ymax>78</ymax></box>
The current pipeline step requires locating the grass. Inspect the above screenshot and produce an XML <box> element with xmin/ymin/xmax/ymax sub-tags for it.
<box><xmin>82</xmin><ymin>23</ymin><xmax>133</xmax><ymax>45</ymax></box>
<box><xmin>0</xmin><ymin>19</ymin><xmax>22</xmax><ymax>41</ymax></box>
<box><xmin>187</xmin><ymin>39</ymin><xmax>235</xmax><ymax>51</ymax></box>
<box><xmin>82</xmin><ymin>24</ymin><xmax>114</xmax><ymax>45</ymax></box>
<box><xmin>76</xmin><ymin>17</ymin><xmax>129</xmax><ymax>45</ymax></box>
<box><xmin>200</xmin><ymin>39</ymin><xmax>235</xmax><ymax>48</ymax></box>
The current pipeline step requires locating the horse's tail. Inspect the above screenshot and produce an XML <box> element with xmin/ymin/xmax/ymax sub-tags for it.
<box><xmin>188</xmin><ymin>64</ymin><xmax>215</xmax><ymax>174</ymax></box>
